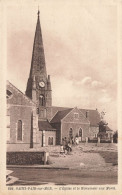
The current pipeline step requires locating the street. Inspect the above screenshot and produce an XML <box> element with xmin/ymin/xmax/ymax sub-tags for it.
<box><xmin>8</xmin><ymin>167</ymin><xmax>117</xmax><ymax>185</ymax></box>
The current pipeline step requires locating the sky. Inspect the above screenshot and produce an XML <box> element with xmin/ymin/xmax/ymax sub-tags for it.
<box><xmin>6</xmin><ymin>1</ymin><xmax>117</xmax><ymax>130</ymax></box>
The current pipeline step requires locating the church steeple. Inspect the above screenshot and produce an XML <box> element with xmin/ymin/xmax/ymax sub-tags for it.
<box><xmin>37</xmin><ymin>8</ymin><xmax>40</xmax><ymax>17</ymax></box>
<box><xmin>26</xmin><ymin>10</ymin><xmax>47</xmax><ymax>98</ymax></box>
<box><xmin>29</xmin><ymin>9</ymin><xmax>47</xmax><ymax>79</ymax></box>
<box><xmin>26</xmin><ymin>10</ymin><xmax>52</xmax><ymax>121</ymax></box>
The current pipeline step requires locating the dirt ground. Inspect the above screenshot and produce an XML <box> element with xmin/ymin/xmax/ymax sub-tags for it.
<box><xmin>48</xmin><ymin>143</ymin><xmax>118</xmax><ymax>171</ymax></box>
<box><xmin>24</xmin><ymin>142</ymin><xmax>117</xmax><ymax>170</ymax></box>
<box><xmin>7</xmin><ymin>143</ymin><xmax>118</xmax><ymax>185</ymax></box>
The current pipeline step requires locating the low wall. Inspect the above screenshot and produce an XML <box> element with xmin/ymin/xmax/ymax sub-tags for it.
<box><xmin>88</xmin><ymin>139</ymin><xmax>98</xmax><ymax>143</ymax></box>
<box><xmin>88</xmin><ymin>138</ymin><xmax>111</xmax><ymax>143</ymax></box>
<box><xmin>100</xmin><ymin>139</ymin><xmax>111</xmax><ymax>143</ymax></box>
<box><xmin>7</xmin><ymin>151</ymin><xmax>45</xmax><ymax>165</ymax></box>
<box><xmin>79</xmin><ymin>142</ymin><xmax>117</xmax><ymax>148</ymax></box>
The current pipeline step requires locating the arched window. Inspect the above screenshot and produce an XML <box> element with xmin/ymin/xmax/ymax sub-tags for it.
<box><xmin>79</xmin><ymin>128</ymin><xmax>82</xmax><ymax>137</ymax></box>
<box><xmin>17</xmin><ymin>120</ymin><xmax>22</xmax><ymax>141</ymax></box>
<box><xmin>48</xmin><ymin>137</ymin><xmax>53</xmax><ymax>145</ymax></box>
<box><xmin>39</xmin><ymin>95</ymin><xmax>45</xmax><ymax>106</ymax></box>
<box><xmin>69</xmin><ymin>128</ymin><xmax>73</xmax><ymax>138</ymax></box>
<box><xmin>6</xmin><ymin>90</ymin><xmax>12</xmax><ymax>99</ymax></box>
<box><xmin>37</xmin><ymin>108</ymin><xmax>39</xmax><ymax>114</ymax></box>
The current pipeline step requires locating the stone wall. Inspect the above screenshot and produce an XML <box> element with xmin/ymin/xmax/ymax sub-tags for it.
<box><xmin>7</xmin><ymin>151</ymin><xmax>45</xmax><ymax>165</ymax></box>
<box><xmin>62</xmin><ymin>107</ymin><xmax>89</xmax><ymax>124</ymax></box>
<box><xmin>36</xmin><ymin>130</ymin><xmax>56</xmax><ymax>147</ymax></box>
<box><xmin>50</xmin><ymin>123</ymin><xmax>61</xmax><ymax>145</ymax></box>
<box><xmin>61</xmin><ymin>122</ymin><xmax>90</xmax><ymax>140</ymax></box>
<box><xmin>89</xmin><ymin>126</ymin><xmax>99</xmax><ymax>138</ymax></box>
<box><xmin>6</xmin><ymin>82</ymin><xmax>39</xmax><ymax>151</ymax></box>
<box><xmin>9</xmin><ymin>105</ymin><xmax>32</xmax><ymax>143</ymax></box>
<box><xmin>45</xmin><ymin>131</ymin><xmax>56</xmax><ymax>146</ymax></box>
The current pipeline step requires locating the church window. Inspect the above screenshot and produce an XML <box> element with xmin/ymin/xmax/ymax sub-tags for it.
<box><xmin>6</xmin><ymin>90</ymin><xmax>12</xmax><ymax>99</ymax></box>
<box><xmin>37</xmin><ymin>108</ymin><xmax>39</xmax><ymax>114</ymax></box>
<box><xmin>39</xmin><ymin>95</ymin><xmax>45</xmax><ymax>106</ymax></box>
<box><xmin>74</xmin><ymin>113</ymin><xmax>79</xmax><ymax>119</ymax></box>
<box><xmin>17</xmin><ymin>120</ymin><xmax>22</xmax><ymax>141</ymax></box>
<box><xmin>79</xmin><ymin>128</ymin><xmax>82</xmax><ymax>137</ymax></box>
<box><xmin>94</xmin><ymin>134</ymin><xmax>97</xmax><ymax>138</ymax></box>
<box><xmin>48</xmin><ymin>137</ymin><xmax>53</xmax><ymax>145</ymax></box>
<box><xmin>69</xmin><ymin>128</ymin><xmax>73</xmax><ymax>138</ymax></box>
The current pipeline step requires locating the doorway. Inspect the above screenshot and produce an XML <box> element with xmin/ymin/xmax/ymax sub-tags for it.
<box><xmin>79</xmin><ymin>128</ymin><xmax>83</xmax><ymax>142</ymax></box>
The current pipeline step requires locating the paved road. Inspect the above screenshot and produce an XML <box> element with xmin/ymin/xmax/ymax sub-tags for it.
<box><xmin>8</xmin><ymin>167</ymin><xmax>117</xmax><ymax>185</ymax></box>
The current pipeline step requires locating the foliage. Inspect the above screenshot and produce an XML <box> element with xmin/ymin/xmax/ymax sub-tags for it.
<box><xmin>98</xmin><ymin>120</ymin><xmax>108</xmax><ymax>133</ymax></box>
<box><xmin>113</xmin><ymin>131</ymin><xmax>118</xmax><ymax>143</ymax></box>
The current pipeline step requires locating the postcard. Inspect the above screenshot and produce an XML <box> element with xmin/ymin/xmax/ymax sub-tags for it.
<box><xmin>0</xmin><ymin>0</ymin><xmax>122</xmax><ymax>194</ymax></box>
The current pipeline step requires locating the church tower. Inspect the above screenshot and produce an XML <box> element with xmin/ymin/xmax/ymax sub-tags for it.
<box><xmin>26</xmin><ymin>10</ymin><xmax>52</xmax><ymax>121</ymax></box>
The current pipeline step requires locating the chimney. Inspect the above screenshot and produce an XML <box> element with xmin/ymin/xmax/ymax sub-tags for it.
<box><xmin>86</xmin><ymin>110</ymin><xmax>89</xmax><ymax>119</ymax></box>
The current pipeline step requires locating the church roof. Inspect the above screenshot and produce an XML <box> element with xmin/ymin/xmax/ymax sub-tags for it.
<box><xmin>50</xmin><ymin>108</ymin><xmax>73</xmax><ymax>123</ymax></box>
<box><xmin>79</xmin><ymin>109</ymin><xmax>100</xmax><ymax>127</ymax></box>
<box><xmin>51</xmin><ymin>106</ymin><xmax>73</xmax><ymax>118</ymax></box>
<box><xmin>6</xmin><ymin>80</ymin><xmax>36</xmax><ymax>105</ymax></box>
<box><xmin>38</xmin><ymin>120</ymin><xmax>56</xmax><ymax>131</ymax></box>
<box><xmin>50</xmin><ymin>106</ymin><xmax>100</xmax><ymax>126</ymax></box>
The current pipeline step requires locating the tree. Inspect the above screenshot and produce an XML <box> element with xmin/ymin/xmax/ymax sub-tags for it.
<box><xmin>113</xmin><ymin>131</ymin><xmax>118</xmax><ymax>143</ymax></box>
<box><xmin>98</xmin><ymin>120</ymin><xmax>108</xmax><ymax>139</ymax></box>
<box><xmin>98</xmin><ymin>120</ymin><xmax>108</xmax><ymax>132</ymax></box>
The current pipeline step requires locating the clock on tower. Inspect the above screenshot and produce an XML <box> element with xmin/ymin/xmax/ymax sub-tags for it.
<box><xmin>25</xmin><ymin>10</ymin><xmax>52</xmax><ymax>120</ymax></box>
<box><xmin>39</xmin><ymin>81</ymin><xmax>45</xmax><ymax>88</ymax></box>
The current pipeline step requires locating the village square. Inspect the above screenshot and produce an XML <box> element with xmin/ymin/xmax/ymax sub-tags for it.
<box><xmin>6</xmin><ymin>7</ymin><xmax>118</xmax><ymax>185</ymax></box>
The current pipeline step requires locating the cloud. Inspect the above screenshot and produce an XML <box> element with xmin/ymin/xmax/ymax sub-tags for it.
<box><xmin>80</xmin><ymin>77</ymin><xmax>103</xmax><ymax>89</ymax></box>
<box><xmin>81</xmin><ymin>77</ymin><xmax>92</xmax><ymax>85</ymax></box>
<box><xmin>91</xmin><ymin>80</ymin><xmax>103</xmax><ymax>88</ymax></box>
<box><xmin>98</xmin><ymin>94</ymin><xmax>112</xmax><ymax>103</ymax></box>
<box><xmin>101</xmin><ymin>89</ymin><xmax>107</xmax><ymax>93</ymax></box>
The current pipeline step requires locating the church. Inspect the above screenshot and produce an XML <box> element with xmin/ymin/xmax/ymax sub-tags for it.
<box><xmin>6</xmin><ymin>11</ymin><xmax>101</xmax><ymax>151</ymax></box>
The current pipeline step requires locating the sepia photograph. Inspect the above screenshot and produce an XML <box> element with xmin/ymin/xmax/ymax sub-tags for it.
<box><xmin>0</xmin><ymin>0</ymin><xmax>122</xmax><ymax>193</ymax></box>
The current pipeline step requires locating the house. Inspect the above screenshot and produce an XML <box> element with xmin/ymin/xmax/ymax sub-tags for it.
<box><xmin>50</xmin><ymin>107</ymin><xmax>100</xmax><ymax>144</ymax></box>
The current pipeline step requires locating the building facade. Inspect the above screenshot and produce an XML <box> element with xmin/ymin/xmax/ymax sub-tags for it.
<box><xmin>6</xmin><ymin>11</ymin><xmax>101</xmax><ymax>151</ymax></box>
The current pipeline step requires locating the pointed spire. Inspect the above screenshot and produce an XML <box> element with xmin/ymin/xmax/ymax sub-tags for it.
<box><xmin>29</xmin><ymin>10</ymin><xmax>47</xmax><ymax>79</ymax></box>
<box><xmin>37</xmin><ymin>7</ymin><xmax>40</xmax><ymax>17</ymax></box>
<box><xmin>26</xmin><ymin>11</ymin><xmax>47</xmax><ymax>98</ymax></box>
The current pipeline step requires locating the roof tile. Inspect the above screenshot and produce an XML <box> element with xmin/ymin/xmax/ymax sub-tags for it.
<box><xmin>51</xmin><ymin>106</ymin><xmax>100</xmax><ymax>126</ymax></box>
<box><xmin>38</xmin><ymin>120</ymin><xmax>56</xmax><ymax>131</ymax></box>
